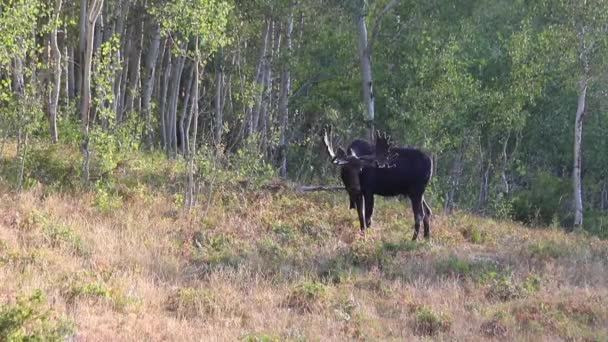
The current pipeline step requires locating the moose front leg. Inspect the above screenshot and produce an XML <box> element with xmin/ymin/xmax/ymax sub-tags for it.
<box><xmin>354</xmin><ymin>193</ymin><xmax>367</xmax><ymax>233</ymax></box>
<box><xmin>410</xmin><ymin>195</ymin><xmax>424</xmax><ymax>241</ymax></box>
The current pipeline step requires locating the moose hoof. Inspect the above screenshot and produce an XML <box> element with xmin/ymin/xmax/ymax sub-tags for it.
<box><xmin>411</xmin><ymin>234</ymin><xmax>419</xmax><ymax>241</ymax></box>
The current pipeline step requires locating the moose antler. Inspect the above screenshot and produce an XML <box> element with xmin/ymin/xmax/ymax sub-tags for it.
<box><xmin>322</xmin><ymin>125</ymin><xmax>347</xmax><ymax>164</ymax></box>
<box><xmin>350</xmin><ymin>130</ymin><xmax>396</xmax><ymax>167</ymax></box>
<box><xmin>373</xmin><ymin>130</ymin><xmax>398</xmax><ymax>167</ymax></box>
<box><xmin>322</xmin><ymin>125</ymin><xmax>396</xmax><ymax>167</ymax></box>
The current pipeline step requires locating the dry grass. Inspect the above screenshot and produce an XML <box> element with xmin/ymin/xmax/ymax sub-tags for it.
<box><xmin>1</xmin><ymin>157</ymin><xmax>608</xmax><ymax>341</ymax></box>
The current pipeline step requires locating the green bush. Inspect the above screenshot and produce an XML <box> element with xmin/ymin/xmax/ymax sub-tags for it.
<box><xmin>512</xmin><ymin>172</ymin><xmax>571</xmax><ymax>226</ymax></box>
<box><xmin>166</xmin><ymin>288</ymin><xmax>217</xmax><ymax>319</ymax></box>
<box><xmin>411</xmin><ymin>306</ymin><xmax>452</xmax><ymax>336</ymax></box>
<box><xmin>485</xmin><ymin>277</ymin><xmax>526</xmax><ymax>302</ymax></box>
<box><xmin>583</xmin><ymin>210</ymin><xmax>608</xmax><ymax>239</ymax></box>
<box><xmin>241</xmin><ymin>332</ymin><xmax>280</xmax><ymax>342</ymax></box>
<box><xmin>284</xmin><ymin>280</ymin><xmax>328</xmax><ymax>312</ymax></box>
<box><xmin>230</xmin><ymin>135</ymin><xmax>275</xmax><ymax>187</ymax></box>
<box><xmin>43</xmin><ymin>221</ymin><xmax>88</xmax><ymax>257</ymax></box>
<box><xmin>524</xmin><ymin>240</ymin><xmax>573</xmax><ymax>260</ymax></box>
<box><xmin>191</xmin><ymin>232</ymin><xmax>247</xmax><ymax>270</ymax></box>
<box><xmin>26</xmin><ymin>144</ymin><xmax>80</xmax><ymax>190</ymax></box>
<box><xmin>435</xmin><ymin>254</ymin><xmax>472</xmax><ymax>278</ymax></box>
<box><xmin>0</xmin><ymin>290</ymin><xmax>74</xmax><ymax>341</ymax></box>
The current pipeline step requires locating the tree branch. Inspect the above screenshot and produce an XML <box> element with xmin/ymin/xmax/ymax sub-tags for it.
<box><xmin>295</xmin><ymin>185</ymin><xmax>345</xmax><ymax>192</ymax></box>
<box><xmin>368</xmin><ymin>0</ymin><xmax>399</xmax><ymax>54</ymax></box>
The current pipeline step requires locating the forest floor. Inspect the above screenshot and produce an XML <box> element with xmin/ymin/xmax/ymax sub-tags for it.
<box><xmin>1</xmin><ymin>145</ymin><xmax>607</xmax><ymax>341</ymax></box>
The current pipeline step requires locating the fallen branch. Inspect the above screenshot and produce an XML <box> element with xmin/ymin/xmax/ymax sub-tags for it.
<box><xmin>295</xmin><ymin>185</ymin><xmax>345</xmax><ymax>192</ymax></box>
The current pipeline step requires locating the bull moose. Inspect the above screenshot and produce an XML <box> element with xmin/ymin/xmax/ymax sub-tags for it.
<box><xmin>322</xmin><ymin>126</ymin><xmax>433</xmax><ymax>240</ymax></box>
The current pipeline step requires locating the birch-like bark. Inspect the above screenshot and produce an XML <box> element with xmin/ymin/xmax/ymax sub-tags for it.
<box><xmin>142</xmin><ymin>23</ymin><xmax>161</xmax><ymax>147</ymax></box>
<box><xmin>68</xmin><ymin>46</ymin><xmax>75</xmax><ymax>101</ymax></box>
<box><xmin>77</xmin><ymin>0</ymin><xmax>87</xmax><ymax>97</ymax></box>
<box><xmin>89</xmin><ymin>11</ymin><xmax>103</xmax><ymax>125</ymax></box>
<box><xmin>80</xmin><ymin>0</ymin><xmax>104</xmax><ymax>182</ymax></box>
<box><xmin>124</xmin><ymin>17</ymin><xmax>144</xmax><ymax>118</ymax></box>
<box><xmin>573</xmin><ymin>77</ymin><xmax>588</xmax><ymax>229</ymax></box>
<box><xmin>180</xmin><ymin>65</ymin><xmax>194</xmax><ymax>156</ymax></box>
<box><xmin>160</xmin><ymin>43</ymin><xmax>172</xmax><ymax>150</ymax></box>
<box><xmin>444</xmin><ymin>149</ymin><xmax>463</xmax><ymax>214</ymax></box>
<box><xmin>278</xmin><ymin>1</ymin><xmax>294</xmax><ymax>178</ymax></box>
<box><xmin>48</xmin><ymin>0</ymin><xmax>62</xmax><ymax>143</ymax></box>
<box><xmin>214</xmin><ymin>50</ymin><xmax>224</xmax><ymax>145</ymax></box>
<box><xmin>259</xmin><ymin>20</ymin><xmax>277</xmax><ymax>151</ymax></box>
<box><xmin>248</xmin><ymin>17</ymin><xmax>271</xmax><ymax>136</ymax></box>
<box><xmin>168</xmin><ymin>52</ymin><xmax>186</xmax><ymax>157</ymax></box>
<box><xmin>186</xmin><ymin>36</ymin><xmax>200</xmax><ymax>209</ymax></box>
<box><xmin>356</xmin><ymin>14</ymin><xmax>374</xmax><ymax>140</ymax></box>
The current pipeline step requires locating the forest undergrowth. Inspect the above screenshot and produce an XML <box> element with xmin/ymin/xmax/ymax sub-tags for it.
<box><xmin>1</xmin><ymin>142</ymin><xmax>607</xmax><ymax>341</ymax></box>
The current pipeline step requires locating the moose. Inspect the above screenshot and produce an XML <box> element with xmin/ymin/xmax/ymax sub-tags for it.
<box><xmin>323</xmin><ymin>126</ymin><xmax>433</xmax><ymax>240</ymax></box>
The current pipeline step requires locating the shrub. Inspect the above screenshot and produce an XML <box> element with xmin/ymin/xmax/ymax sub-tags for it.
<box><xmin>166</xmin><ymin>288</ymin><xmax>217</xmax><ymax>319</ymax></box>
<box><xmin>435</xmin><ymin>254</ymin><xmax>504</xmax><ymax>282</ymax></box>
<box><xmin>485</xmin><ymin>277</ymin><xmax>526</xmax><ymax>302</ymax></box>
<box><xmin>410</xmin><ymin>306</ymin><xmax>452</xmax><ymax>336</ymax></box>
<box><xmin>512</xmin><ymin>172</ymin><xmax>571</xmax><ymax>226</ymax></box>
<box><xmin>24</xmin><ymin>144</ymin><xmax>80</xmax><ymax>190</ymax></box>
<box><xmin>66</xmin><ymin>281</ymin><xmax>112</xmax><ymax>303</ymax></box>
<box><xmin>43</xmin><ymin>222</ymin><xmax>89</xmax><ymax>257</ymax></box>
<box><xmin>94</xmin><ymin>182</ymin><xmax>123</xmax><ymax>214</ymax></box>
<box><xmin>284</xmin><ymin>280</ymin><xmax>328</xmax><ymax>312</ymax></box>
<box><xmin>191</xmin><ymin>232</ymin><xmax>247</xmax><ymax>270</ymax></box>
<box><xmin>460</xmin><ymin>225</ymin><xmax>486</xmax><ymax>244</ymax></box>
<box><xmin>299</xmin><ymin>219</ymin><xmax>331</xmax><ymax>242</ymax></box>
<box><xmin>0</xmin><ymin>290</ymin><xmax>74</xmax><ymax>341</ymax></box>
<box><xmin>241</xmin><ymin>332</ymin><xmax>280</xmax><ymax>342</ymax></box>
<box><xmin>480</xmin><ymin>312</ymin><xmax>509</xmax><ymax>338</ymax></box>
<box><xmin>435</xmin><ymin>254</ymin><xmax>471</xmax><ymax>278</ymax></box>
<box><xmin>271</xmin><ymin>223</ymin><xmax>296</xmax><ymax>244</ymax></box>
<box><xmin>524</xmin><ymin>240</ymin><xmax>573</xmax><ymax>260</ymax></box>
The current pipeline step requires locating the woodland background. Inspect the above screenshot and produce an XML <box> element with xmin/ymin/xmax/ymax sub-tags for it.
<box><xmin>1</xmin><ymin>0</ymin><xmax>608</xmax><ymax>234</ymax></box>
<box><xmin>2</xmin><ymin>1</ymin><xmax>608</xmax><ymax>340</ymax></box>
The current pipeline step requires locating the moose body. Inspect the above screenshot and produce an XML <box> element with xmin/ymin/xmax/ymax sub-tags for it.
<box><xmin>324</xmin><ymin>129</ymin><xmax>433</xmax><ymax>240</ymax></box>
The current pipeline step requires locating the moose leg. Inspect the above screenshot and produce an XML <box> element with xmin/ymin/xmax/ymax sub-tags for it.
<box><xmin>422</xmin><ymin>198</ymin><xmax>432</xmax><ymax>239</ymax></box>
<box><xmin>364</xmin><ymin>192</ymin><xmax>374</xmax><ymax>228</ymax></box>
<box><xmin>410</xmin><ymin>195</ymin><xmax>425</xmax><ymax>241</ymax></box>
<box><xmin>349</xmin><ymin>198</ymin><xmax>356</xmax><ymax>209</ymax></box>
<box><xmin>354</xmin><ymin>193</ymin><xmax>367</xmax><ymax>233</ymax></box>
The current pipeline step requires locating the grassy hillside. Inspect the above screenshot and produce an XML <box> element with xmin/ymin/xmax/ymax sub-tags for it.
<box><xmin>1</xmin><ymin>145</ymin><xmax>607</xmax><ymax>341</ymax></box>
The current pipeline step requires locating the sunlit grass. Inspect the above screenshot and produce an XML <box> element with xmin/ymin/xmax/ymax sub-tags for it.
<box><xmin>1</xmin><ymin>144</ymin><xmax>607</xmax><ymax>340</ymax></box>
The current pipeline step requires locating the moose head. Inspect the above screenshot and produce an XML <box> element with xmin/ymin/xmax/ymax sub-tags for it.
<box><xmin>322</xmin><ymin>125</ymin><xmax>395</xmax><ymax>169</ymax></box>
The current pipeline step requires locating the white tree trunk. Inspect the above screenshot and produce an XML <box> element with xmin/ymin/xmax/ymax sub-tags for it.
<box><xmin>143</xmin><ymin>23</ymin><xmax>161</xmax><ymax>147</ymax></box>
<box><xmin>278</xmin><ymin>1</ymin><xmax>294</xmax><ymax>178</ymax></box>
<box><xmin>48</xmin><ymin>0</ymin><xmax>62</xmax><ymax>143</ymax></box>
<box><xmin>356</xmin><ymin>14</ymin><xmax>374</xmax><ymax>140</ymax></box>
<box><xmin>80</xmin><ymin>0</ymin><xmax>103</xmax><ymax>182</ymax></box>
<box><xmin>186</xmin><ymin>36</ymin><xmax>200</xmax><ymax>209</ymax></box>
<box><xmin>215</xmin><ymin>50</ymin><xmax>224</xmax><ymax>145</ymax></box>
<box><xmin>573</xmin><ymin>77</ymin><xmax>588</xmax><ymax>229</ymax></box>
<box><xmin>249</xmin><ymin>17</ymin><xmax>271</xmax><ymax>136</ymax></box>
<box><xmin>160</xmin><ymin>44</ymin><xmax>172</xmax><ymax>150</ymax></box>
<box><xmin>180</xmin><ymin>65</ymin><xmax>194</xmax><ymax>156</ymax></box>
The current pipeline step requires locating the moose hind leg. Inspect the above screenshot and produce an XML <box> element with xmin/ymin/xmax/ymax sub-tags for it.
<box><xmin>410</xmin><ymin>196</ymin><xmax>424</xmax><ymax>241</ymax></box>
<box><xmin>423</xmin><ymin>198</ymin><xmax>432</xmax><ymax>239</ymax></box>
<box><xmin>364</xmin><ymin>193</ymin><xmax>374</xmax><ymax>228</ymax></box>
